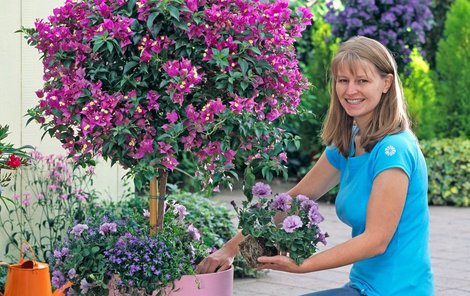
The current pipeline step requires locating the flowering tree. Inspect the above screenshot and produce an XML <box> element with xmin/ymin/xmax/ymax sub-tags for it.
<box><xmin>325</xmin><ymin>0</ymin><xmax>433</xmax><ymax>73</ymax></box>
<box><xmin>23</xmin><ymin>0</ymin><xmax>311</xmax><ymax>233</ymax></box>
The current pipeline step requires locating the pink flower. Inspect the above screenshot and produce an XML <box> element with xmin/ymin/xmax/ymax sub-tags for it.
<box><xmin>166</xmin><ymin>111</ymin><xmax>179</xmax><ymax>124</ymax></box>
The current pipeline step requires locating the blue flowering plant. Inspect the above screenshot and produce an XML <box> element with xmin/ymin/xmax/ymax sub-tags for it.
<box><xmin>233</xmin><ymin>182</ymin><xmax>328</xmax><ymax>267</ymax></box>
<box><xmin>50</xmin><ymin>199</ymin><xmax>207</xmax><ymax>295</ymax></box>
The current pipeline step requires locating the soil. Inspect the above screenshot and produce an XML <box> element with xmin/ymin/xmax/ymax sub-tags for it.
<box><xmin>239</xmin><ymin>236</ymin><xmax>278</xmax><ymax>268</ymax></box>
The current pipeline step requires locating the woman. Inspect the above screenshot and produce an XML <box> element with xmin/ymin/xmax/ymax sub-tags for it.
<box><xmin>196</xmin><ymin>36</ymin><xmax>434</xmax><ymax>296</ymax></box>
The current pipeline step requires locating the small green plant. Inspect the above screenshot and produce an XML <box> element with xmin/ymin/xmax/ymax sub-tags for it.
<box><xmin>421</xmin><ymin>138</ymin><xmax>470</xmax><ymax>207</ymax></box>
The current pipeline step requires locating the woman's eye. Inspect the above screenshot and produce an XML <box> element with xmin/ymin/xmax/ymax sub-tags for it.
<box><xmin>358</xmin><ymin>79</ymin><xmax>368</xmax><ymax>84</ymax></box>
<box><xmin>337</xmin><ymin>79</ymin><xmax>348</xmax><ymax>84</ymax></box>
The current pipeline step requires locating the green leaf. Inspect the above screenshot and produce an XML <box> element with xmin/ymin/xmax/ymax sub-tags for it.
<box><xmin>250</xmin><ymin>47</ymin><xmax>262</xmax><ymax>55</ymax></box>
<box><xmin>238</xmin><ymin>58</ymin><xmax>249</xmax><ymax>75</ymax></box>
<box><xmin>93</xmin><ymin>40</ymin><xmax>104</xmax><ymax>53</ymax></box>
<box><xmin>123</xmin><ymin>61</ymin><xmax>138</xmax><ymax>74</ymax></box>
<box><xmin>168</xmin><ymin>5</ymin><xmax>180</xmax><ymax>21</ymax></box>
<box><xmin>147</xmin><ymin>12</ymin><xmax>160</xmax><ymax>29</ymax></box>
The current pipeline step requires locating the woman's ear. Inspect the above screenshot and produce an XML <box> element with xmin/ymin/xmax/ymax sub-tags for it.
<box><xmin>383</xmin><ymin>74</ymin><xmax>393</xmax><ymax>93</ymax></box>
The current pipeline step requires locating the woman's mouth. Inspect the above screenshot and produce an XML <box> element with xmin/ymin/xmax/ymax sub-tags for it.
<box><xmin>345</xmin><ymin>98</ymin><xmax>365</xmax><ymax>105</ymax></box>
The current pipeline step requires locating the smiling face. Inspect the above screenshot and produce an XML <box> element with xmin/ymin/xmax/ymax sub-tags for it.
<box><xmin>334</xmin><ymin>60</ymin><xmax>393</xmax><ymax>129</ymax></box>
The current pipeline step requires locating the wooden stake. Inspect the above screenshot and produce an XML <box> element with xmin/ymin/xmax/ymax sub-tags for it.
<box><xmin>156</xmin><ymin>169</ymin><xmax>168</xmax><ymax>231</ymax></box>
<box><xmin>149</xmin><ymin>176</ymin><xmax>158</xmax><ymax>236</ymax></box>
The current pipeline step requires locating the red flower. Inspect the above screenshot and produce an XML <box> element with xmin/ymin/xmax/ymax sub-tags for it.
<box><xmin>7</xmin><ymin>154</ymin><xmax>21</xmax><ymax>169</ymax></box>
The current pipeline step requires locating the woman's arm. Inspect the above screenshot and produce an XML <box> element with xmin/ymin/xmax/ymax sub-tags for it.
<box><xmin>287</xmin><ymin>152</ymin><xmax>340</xmax><ymax>200</ymax></box>
<box><xmin>258</xmin><ymin>168</ymin><xmax>408</xmax><ymax>273</ymax></box>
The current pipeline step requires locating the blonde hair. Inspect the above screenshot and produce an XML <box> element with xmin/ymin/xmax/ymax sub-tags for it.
<box><xmin>321</xmin><ymin>36</ymin><xmax>410</xmax><ymax>157</ymax></box>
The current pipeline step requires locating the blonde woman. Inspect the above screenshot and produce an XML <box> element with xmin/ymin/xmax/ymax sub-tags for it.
<box><xmin>197</xmin><ymin>36</ymin><xmax>434</xmax><ymax>296</ymax></box>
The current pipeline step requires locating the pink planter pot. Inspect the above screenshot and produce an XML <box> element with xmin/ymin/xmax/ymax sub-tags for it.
<box><xmin>168</xmin><ymin>266</ymin><xmax>233</xmax><ymax>296</ymax></box>
<box><xmin>108</xmin><ymin>266</ymin><xmax>233</xmax><ymax>296</ymax></box>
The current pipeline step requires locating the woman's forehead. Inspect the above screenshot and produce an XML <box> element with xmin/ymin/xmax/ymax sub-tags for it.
<box><xmin>334</xmin><ymin>59</ymin><xmax>377</xmax><ymax>77</ymax></box>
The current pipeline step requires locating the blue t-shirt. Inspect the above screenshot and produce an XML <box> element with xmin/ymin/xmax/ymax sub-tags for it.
<box><xmin>325</xmin><ymin>130</ymin><xmax>434</xmax><ymax>296</ymax></box>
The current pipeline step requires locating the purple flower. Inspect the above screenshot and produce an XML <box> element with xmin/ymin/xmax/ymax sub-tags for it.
<box><xmin>99</xmin><ymin>222</ymin><xmax>117</xmax><ymax>235</ymax></box>
<box><xmin>295</xmin><ymin>194</ymin><xmax>309</xmax><ymax>203</ymax></box>
<box><xmin>282</xmin><ymin>215</ymin><xmax>303</xmax><ymax>233</ymax></box>
<box><xmin>51</xmin><ymin>270</ymin><xmax>65</xmax><ymax>289</ymax></box>
<box><xmin>271</xmin><ymin>193</ymin><xmax>292</xmax><ymax>211</ymax></box>
<box><xmin>300</xmin><ymin>199</ymin><xmax>318</xmax><ymax>211</ymax></box>
<box><xmin>67</xmin><ymin>268</ymin><xmax>76</xmax><ymax>279</ymax></box>
<box><xmin>80</xmin><ymin>278</ymin><xmax>94</xmax><ymax>294</ymax></box>
<box><xmin>70</xmin><ymin>224</ymin><xmax>88</xmax><ymax>237</ymax></box>
<box><xmin>174</xmin><ymin>204</ymin><xmax>188</xmax><ymax>221</ymax></box>
<box><xmin>252</xmin><ymin>182</ymin><xmax>272</xmax><ymax>198</ymax></box>
<box><xmin>143</xmin><ymin>209</ymin><xmax>150</xmax><ymax>218</ymax></box>
<box><xmin>187</xmin><ymin>224</ymin><xmax>201</xmax><ymax>241</ymax></box>
<box><xmin>315</xmin><ymin>231</ymin><xmax>329</xmax><ymax>245</ymax></box>
<box><xmin>308</xmin><ymin>206</ymin><xmax>324</xmax><ymax>225</ymax></box>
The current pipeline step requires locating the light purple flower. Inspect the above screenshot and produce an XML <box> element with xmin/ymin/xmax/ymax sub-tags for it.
<box><xmin>308</xmin><ymin>206</ymin><xmax>324</xmax><ymax>224</ymax></box>
<box><xmin>51</xmin><ymin>270</ymin><xmax>64</xmax><ymax>289</ymax></box>
<box><xmin>282</xmin><ymin>215</ymin><xmax>303</xmax><ymax>233</ymax></box>
<box><xmin>295</xmin><ymin>194</ymin><xmax>309</xmax><ymax>203</ymax></box>
<box><xmin>174</xmin><ymin>204</ymin><xmax>188</xmax><ymax>221</ymax></box>
<box><xmin>315</xmin><ymin>231</ymin><xmax>328</xmax><ymax>245</ymax></box>
<box><xmin>271</xmin><ymin>193</ymin><xmax>292</xmax><ymax>211</ymax></box>
<box><xmin>99</xmin><ymin>222</ymin><xmax>117</xmax><ymax>235</ymax></box>
<box><xmin>67</xmin><ymin>268</ymin><xmax>76</xmax><ymax>279</ymax></box>
<box><xmin>188</xmin><ymin>224</ymin><xmax>201</xmax><ymax>241</ymax></box>
<box><xmin>252</xmin><ymin>182</ymin><xmax>272</xmax><ymax>198</ymax></box>
<box><xmin>300</xmin><ymin>199</ymin><xmax>318</xmax><ymax>211</ymax></box>
<box><xmin>70</xmin><ymin>224</ymin><xmax>88</xmax><ymax>237</ymax></box>
<box><xmin>143</xmin><ymin>209</ymin><xmax>150</xmax><ymax>218</ymax></box>
<box><xmin>80</xmin><ymin>278</ymin><xmax>94</xmax><ymax>294</ymax></box>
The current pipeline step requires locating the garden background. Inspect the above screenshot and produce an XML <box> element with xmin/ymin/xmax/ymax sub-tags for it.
<box><xmin>0</xmin><ymin>0</ymin><xmax>469</xmax><ymax>293</ymax></box>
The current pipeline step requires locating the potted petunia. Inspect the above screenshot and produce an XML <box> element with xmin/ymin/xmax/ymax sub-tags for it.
<box><xmin>21</xmin><ymin>0</ymin><xmax>312</xmax><ymax>294</ymax></box>
<box><xmin>234</xmin><ymin>182</ymin><xmax>328</xmax><ymax>268</ymax></box>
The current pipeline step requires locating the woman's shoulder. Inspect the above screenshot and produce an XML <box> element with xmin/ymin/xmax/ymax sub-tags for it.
<box><xmin>373</xmin><ymin>130</ymin><xmax>418</xmax><ymax>155</ymax></box>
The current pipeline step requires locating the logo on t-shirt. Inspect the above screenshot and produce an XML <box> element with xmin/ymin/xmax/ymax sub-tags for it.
<box><xmin>385</xmin><ymin>145</ymin><xmax>396</xmax><ymax>156</ymax></box>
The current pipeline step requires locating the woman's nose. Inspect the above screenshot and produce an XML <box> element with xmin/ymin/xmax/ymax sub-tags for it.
<box><xmin>345</xmin><ymin>82</ymin><xmax>358</xmax><ymax>95</ymax></box>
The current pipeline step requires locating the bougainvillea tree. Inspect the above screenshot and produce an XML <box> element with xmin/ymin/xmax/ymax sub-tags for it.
<box><xmin>23</xmin><ymin>0</ymin><xmax>312</xmax><ymax>232</ymax></box>
<box><xmin>325</xmin><ymin>0</ymin><xmax>433</xmax><ymax>74</ymax></box>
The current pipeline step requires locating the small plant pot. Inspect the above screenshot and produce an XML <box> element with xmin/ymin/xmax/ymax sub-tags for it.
<box><xmin>239</xmin><ymin>235</ymin><xmax>278</xmax><ymax>268</ymax></box>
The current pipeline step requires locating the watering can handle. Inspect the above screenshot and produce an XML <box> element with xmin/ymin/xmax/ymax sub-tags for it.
<box><xmin>19</xmin><ymin>241</ymin><xmax>38</xmax><ymax>265</ymax></box>
<box><xmin>52</xmin><ymin>281</ymin><xmax>73</xmax><ymax>296</ymax></box>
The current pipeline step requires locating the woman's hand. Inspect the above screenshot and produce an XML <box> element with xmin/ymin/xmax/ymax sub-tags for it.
<box><xmin>195</xmin><ymin>240</ymin><xmax>239</xmax><ymax>274</ymax></box>
<box><xmin>257</xmin><ymin>255</ymin><xmax>305</xmax><ymax>273</ymax></box>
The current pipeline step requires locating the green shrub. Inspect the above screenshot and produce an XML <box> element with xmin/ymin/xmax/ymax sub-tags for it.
<box><xmin>421</xmin><ymin>138</ymin><xmax>470</xmax><ymax>206</ymax></box>
<box><xmin>435</xmin><ymin>0</ymin><xmax>470</xmax><ymax>138</ymax></box>
<box><xmin>403</xmin><ymin>49</ymin><xmax>437</xmax><ymax>140</ymax></box>
<box><xmin>423</xmin><ymin>0</ymin><xmax>454</xmax><ymax>69</ymax></box>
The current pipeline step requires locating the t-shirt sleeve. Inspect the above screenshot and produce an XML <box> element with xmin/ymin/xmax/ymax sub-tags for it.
<box><xmin>372</xmin><ymin>134</ymin><xmax>416</xmax><ymax>179</ymax></box>
<box><xmin>325</xmin><ymin>145</ymin><xmax>342</xmax><ymax>170</ymax></box>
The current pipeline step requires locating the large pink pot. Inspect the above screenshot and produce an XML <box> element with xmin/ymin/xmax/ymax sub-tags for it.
<box><xmin>108</xmin><ymin>266</ymin><xmax>233</xmax><ymax>296</ymax></box>
<box><xmin>168</xmin><ymin>266</ymin><xmax>233</xmax><ymax>296</ymax></box>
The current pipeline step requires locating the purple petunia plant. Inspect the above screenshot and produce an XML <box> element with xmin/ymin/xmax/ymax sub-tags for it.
<box><xmin>234</xmin><ymin>182</ymin><xmax>328</xmax><ymax>265</ymax></box>
<box><xmin>21</xmin><ymin>0</ymin><xmax>312</xmax><ymax>194</ymax></box>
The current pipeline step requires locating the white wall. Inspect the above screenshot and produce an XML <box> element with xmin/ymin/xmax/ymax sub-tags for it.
<box><xmin>0</xmin><ymin>0</ymin><xmax>130</xmax><ymax>259</ymax></box>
